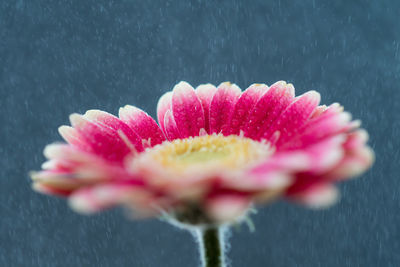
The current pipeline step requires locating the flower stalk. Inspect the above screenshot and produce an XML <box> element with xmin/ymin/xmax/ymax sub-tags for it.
<box><xmin>197</xmin><ymin>227</ymin><xmax>225</xmax><ymax>267</ymax></box>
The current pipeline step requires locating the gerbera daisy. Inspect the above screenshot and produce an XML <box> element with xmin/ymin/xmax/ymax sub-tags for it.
<box><xmin>31</xmin><ymin>81</ymin><xmax>374</xmax><ymax>267</ymax></box>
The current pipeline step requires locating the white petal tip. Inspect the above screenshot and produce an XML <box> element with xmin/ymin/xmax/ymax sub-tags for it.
<box><xmin>119</xmin><ymin>105</ymin><xmax>143</xmax><ymax>120</ymax></box>
<box><xmin>173</xmin><ymin>81</ymin><xmax>194</xmax><ymax>94</ymax></box>
<box><xmin>58</xmin><ymin>125</ymin><xmax>75</xmax><ymax>141</ymax></box>
<box><xmin>43</xmin><ymin>144</ymin><xmax>63</xmax><ymax>158</ymax></box>
<box><xmin>207</xmin><ymin>196</ymin><xmax>250</xmax><ymax>223</ymax></box>
<box><xmin>196</xmin><ymin>83</ymin><xmax>217</xmax><ymax>91</ymax></box>
<box><xmin>307</xmin><ymin>90</ymin><xmax>321</xmax><ymax>102</ymax></box>
<box><xmin>32</xmin><ymin>183</ymin><xmax>47</xmax><ymax>193</ymax></box>
<box><xmin>69</xmin><ymin>195</ymin><xmax>97</xmax><ymax>214</ymax></box>
<box><xmin>69</xmin><ymin>113</ymin><xmax>85</xmax><ymax>127</ymax></box>
<box><xmin>83</xmin><ymin>109</ymin><xmax>108</xmax><ymax>120</ymax></box>
<box><xmin>300</xmin><ymin>185</ymin><xmax>339</xmax><ymax>209</ymax></box>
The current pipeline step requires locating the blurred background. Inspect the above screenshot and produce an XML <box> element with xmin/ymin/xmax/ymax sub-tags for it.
<box><xmin>1</xmin><ymin>0</ymin><xmax>399</xmax><ymax>266</ymax></box>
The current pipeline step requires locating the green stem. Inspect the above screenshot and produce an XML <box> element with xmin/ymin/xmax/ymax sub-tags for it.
<box><xmin>198</xmin><ymin>227</ymin><xmax>225</xmax><ymax>267</ymax></box>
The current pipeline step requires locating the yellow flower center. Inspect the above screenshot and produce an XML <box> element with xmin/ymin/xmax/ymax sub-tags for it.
<box><xmin>134</xmin><ymin>135</ymin><xmax>271</xmax><ymax>175</ymax></box>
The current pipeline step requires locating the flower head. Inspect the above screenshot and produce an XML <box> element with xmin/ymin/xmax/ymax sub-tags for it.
<box><xmin>31</xmin><ymin>81</ymin><xmax>374</xmax><ymax>225</ymax></box>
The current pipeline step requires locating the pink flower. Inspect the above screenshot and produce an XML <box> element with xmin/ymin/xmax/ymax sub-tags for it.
<box><xmin>31</xmin><ymin>81</ymin><xmax>374</xmax><ymax>225</ymax></box>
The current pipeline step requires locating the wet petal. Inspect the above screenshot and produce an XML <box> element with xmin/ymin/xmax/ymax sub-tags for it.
<box><xmin>196</xmin><ymin>84</ymin><xmax>217</xmax><ymax>133</ymax></box>
<box><xmin>263</xmin><ymin>91</ymin><xmax>321</xmax><ymax>145</ymax></box>
<box><xmin>163</xmin><ymin>110</ymin><xmax>181</xmax><ymax>141</ymax></box>
<box><xmin>157</xmin><ymin>91</ymin><xmax>172</xmax><ymax>133</ymax></box>
<box><xmin>58</xmin><ymin>126</ymin><xmax>92</xmax><ymax>152</ymax></box>
<box><xmin>209</xmin><ymin>82</ymin><xmax>241</xmax><ymax>134</ymax></box>
<box><xmin>282</xmin><ymin>104</ymin><xmax>351</xmax><ymax>150</ymax></box>
<box><xmin>225</xmin><ymin>84</ymin><xmax>267</xmax><ymax>135</ymax></box>
<box><xmin>172</xmin><ymin>82</ymin><xmax>205</xmax><ymax>138</ymax></box>
<box><xmin>119</xmin><ymin>105</ymin><xmax>166</xmax><ymax>147</ymax></box>
<box><xmin>243</xmin><ymin>81</ymin><xmax>295</xmax><ymax>140</ymax></box>
<box><xmin>83</xmin><ymin>110</ymin><xmax>144</xmax><ymax>153</ymax></box>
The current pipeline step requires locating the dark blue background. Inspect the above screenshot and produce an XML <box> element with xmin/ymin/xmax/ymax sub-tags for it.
<box><xmin>1</xmin><ymin>0</ymin><xmax>399</xmax><ymax>266</ymax></box>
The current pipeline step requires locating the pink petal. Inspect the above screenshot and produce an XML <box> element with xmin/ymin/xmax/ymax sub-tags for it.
<box><xmin>285</xmin><ymin>137</ymin><xmax>346</xmax><ymax>195</ymax></box>
<box><xmin>243</xmin><ymin>81</ymin><xmax>295</xmax><ymax>140</ymax></box>
<box><xmin>331</xmin><ymin>147</ymin><xmax>374</xmax><ymax>180</ymax></box>
<box><xmin>209</xmin><ymin>82</ymin><xmax>241</xmax><ymax>134</ymax></box>
<box><xmin>310</xmin><ymin>105</ymin><xmax>327</xmax><ymax>119</ymax></box>
<box><xmin>281</xmin><ymin>104</ymin><xmax>351</xmax><ymax>150</ymax></box>
<box><xmin>31</xmin><ymin>170</ymin><xmax>86</xmax><ymax>193</ymax></box>
<box><xmin>229</xmin><ymin>171</ymin><xmax>293</xmax><ymax>192</ymax></box>
<box><xmin>42</xmin><ymin>144</ymin><xmax>132</xmax><ymax>178</ymax></box>
<box><xmin>196</xmin><ymin>84</ymin><xmax>217</xmax><ymax>133</ymax></box>
<box><xmin>250</xmin><ymin>151</ymin><xmax>311</xmax><ymax>175</ymax></box>
<box><xmin>119</xmin><ymin>105</ymin><xmax>166</xmax><ymax>147</ymax></box>
<box><xmin>84</xmin><ymin>110</ymin><xmax>144</xmax><ymax>152</ymax></box>
<box><xmin>163</xmin><ymin>110</ymin><xmax>181</xmax><ymax>141</ymax></box>
<box><xmin>68</xmin><ymin>184</ymin><xmax>139</xmax><ymax>214</ymax></box>
<box><xmin>301</xmin><ymin>135</ymin><xmax>345</xmax><ymax>174</ymax></box>
<box><xmin>58</xmin><ymin>125</ymin><xmax>93</xmax><ymax>152</ymax></box>
<box><xmin>43</xmin><ymin>143</ymin><xmax>96</xmax><ymax>162</ymax></box>
<box><xmin>264</xmin><ymin>90</ymin><xmax>321</xmax><ymax>146</ymax></box>
<box><xmin>32</xmin><ymin>183</ymin><xmax>73</xmax><ymax>196</ymax></box>
<box><xmin>253</xmin><ymin>136</ymin><xmax>344</xmax><ymax>197</ymax></box>
<box><xmin>172</xmin><ymin>82</ymin><xmax>205</xmax><ymax>138</ymax></box>
<box><xmin>69</xmin><ymin>113</ymin><xmax>139</xmax><ymax>163</ymax></box>
<box><xmin>157</xmin><ymin>91</ymin><xmax>172</xmax><ymax>133</ymax></box>
<box><xmin>225</xmin><ymin>83</ymin><xmax>267</xmax><ymax>136</ymax></box>
<box><xmin>328</xmin><ymin>130</ymin><xmax>374</xmax><ymax>180</ymax></box>
<box><xmin>342</xmin><ymin>129</ymin><xmax>369</xmax><ymax>150</ymax></box>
